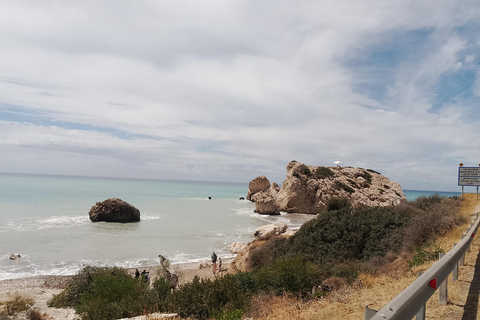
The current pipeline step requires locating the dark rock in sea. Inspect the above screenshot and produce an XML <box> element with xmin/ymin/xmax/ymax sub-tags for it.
<box><xmin>239</xmin><ymin>197</ymin><xmax>245</xmax><ymax>200</ymax></box>
<box><xmin>10</xmin><ymin>253</ymin><xmax>21</xmax><ymax>260</ymax></box>
<box><xmin>88</xmin><ymin>198</ymin><xmax>140</xmax><ymax>223</ymax></box>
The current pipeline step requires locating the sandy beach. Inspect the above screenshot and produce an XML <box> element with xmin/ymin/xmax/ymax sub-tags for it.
<box><xmin>0</xmin><ymin>259</ymin><xmax>232</xmax><ymax>319</ymax></box>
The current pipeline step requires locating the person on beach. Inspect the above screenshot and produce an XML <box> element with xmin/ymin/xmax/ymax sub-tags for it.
<box><xmin>170</xmin><ymin>273</ymin><xmax>178</xmax><ymax>291</ymax></box>
<box><xmin>134</xmin><ymin>268</ymin><xmax>140</xmax><ymax>279</ymax></box>
<box><xmin>218</xmin><ymin>257</ymin><xmax>222</xmax><ymax>270</ymax></box>
<box><xmin>211</xmin><ymin>251</ymin><xmax>217</xmax><ymax>274</ymax></box>
<box><xmin>146</xmin><ymin>272</ymin><xmax>150</xmax><ymax>284</ymax></box>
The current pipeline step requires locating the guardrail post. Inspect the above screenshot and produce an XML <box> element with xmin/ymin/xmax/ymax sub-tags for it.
<box><xmin>364</xmin><ymin>305</ymin><xmax>377</xmax><ymax>320</ymax></box>
<box><xmin>467</xmin><ymin>228</ymin><xmax>471</xmax><ymax>252</ymax></box>
<box><xmin>416</xmin><ymin>271</ymin><xmax>426</xmax><ymax>320</ymax></box>
<box><xmin>439</xmin><ymin>252</ymin><xmax>447</xmax><ymax>305</ymax></box>
<box><xmin>452</xmin><ymin>243</ymin><xmax>458</xmax><ymax>282</ymax></box>
<box><xmin>460</xmin><ymin>234</ymin><xmax>465</xmax><ymax>266</ymax></box>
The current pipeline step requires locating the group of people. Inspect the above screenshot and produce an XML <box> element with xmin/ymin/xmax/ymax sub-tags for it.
<box><xmin>211</xmin><ymin>251</ymin><xmax>223</xmax><ymax>274</ymax></box>
<box><xmin>134</xmin><ymin>268</ymin><xmax>150</xmax><ymax>284</ymax></box>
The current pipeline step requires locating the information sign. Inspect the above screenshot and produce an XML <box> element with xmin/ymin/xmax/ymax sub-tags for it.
<box><xmin>458</xmin><ymin>167</ymin><xmax>480</xmax><ymax>186</ymax></box>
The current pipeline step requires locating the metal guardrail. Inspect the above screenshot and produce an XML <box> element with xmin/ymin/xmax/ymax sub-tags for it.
<box><xmin>368</xmin><ymin>212</ymin><xmax>480</xmax><ymax>320</ymax></box>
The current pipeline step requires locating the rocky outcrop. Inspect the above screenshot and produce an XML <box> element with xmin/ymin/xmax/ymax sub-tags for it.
<box><xmin>246</xmin><ymin>176</ymin><xmax>271</xmax><ymax>200</ymax></box>
<box><xmin>254</xmin><ymin>222</ymin><xmax>288</xmax><ymax>240</ymax></box>
<box><xmin>252</xmin><ymin>191</ymin><xmax>280</xmax><ymax>215</ymax></box>
<box><xmin>230</xmin><ymin>240</ymin><xmax>265</xmax><ymax>272</ymax></box>
<box><xmin>230</xmin><ymin>242</ymin><xmax>247</xmax><ymax>254</ymax></box>
<box><xmin>275</xmin><ymin>162</ymin><xmax>405</xmax><ymax>213</ymax></box>
<box><xmin>89</xmin><ymin>198</ymin><xmax>140</xmax><ymax>222</ymax></box>
<box><xmin>249</xmin><ymin>161</ymin><xmax>405</xmax><ymax>215</ymax></box>
<box><xmin>10</xmin><ymin>254</ymin><xmax>21</xmax><ymax>260</ymax></box>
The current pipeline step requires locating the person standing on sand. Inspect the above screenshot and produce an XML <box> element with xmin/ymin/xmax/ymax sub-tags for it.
<box><xmin>134</xmin><ymin>268</ymin><xmax>140</xmax><ymax>279</ymax></box>
<box><xmin>211</xmin><ymin>251</ymin><xmax>217</xmax><ymax>274</ymax></box>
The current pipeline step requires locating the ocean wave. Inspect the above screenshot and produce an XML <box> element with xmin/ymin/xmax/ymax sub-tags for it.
<box><xmin>0</xmin><ymin>215</ymin><xmax>90</xmax><ymax>232</ymax></box>
<box><xmin>141</xmin><ymin>214</ymin><xmax>161</xmax><ymax>221</ymax></box>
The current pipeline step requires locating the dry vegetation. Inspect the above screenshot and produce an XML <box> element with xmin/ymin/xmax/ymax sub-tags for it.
<box><xmin>250</xmin><ymin>194</ymin><xmax>480</xmax><ymax>320</ymax></box>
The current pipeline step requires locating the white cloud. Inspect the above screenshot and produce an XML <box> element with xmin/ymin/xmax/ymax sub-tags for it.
<box><xmin>1</xmin><ymin>1</ymin><xmax>480</xmax><ymax>190</ymax></box>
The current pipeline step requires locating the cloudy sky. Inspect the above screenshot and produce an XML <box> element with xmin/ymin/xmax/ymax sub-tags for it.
<box><xmin>1</xmin><ymin>1</ymin><xmax>479</xmax><ymax>191</ymax></box>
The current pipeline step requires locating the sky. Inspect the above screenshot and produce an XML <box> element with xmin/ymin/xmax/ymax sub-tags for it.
<box><xmin>1</xmin><ymin>1</ymin><xmax>480</xmax><ymax>192</ymax></box>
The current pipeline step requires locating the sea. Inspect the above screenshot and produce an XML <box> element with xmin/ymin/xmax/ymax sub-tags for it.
<box><xmin>0</xmin><ymin>173</ymin><xmax>462</xmax><ymax>280</ymax></box>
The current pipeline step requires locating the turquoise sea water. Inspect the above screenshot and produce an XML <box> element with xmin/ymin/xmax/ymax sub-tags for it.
<box><xmin>0</xmin><ymin>172</ymin><xmax>462</xmax><ymax>280</ymax></box>
<box><xmin>403</xmin><ymin>190</ymin><xmax>461</xmax><ymax>201</ymax></box>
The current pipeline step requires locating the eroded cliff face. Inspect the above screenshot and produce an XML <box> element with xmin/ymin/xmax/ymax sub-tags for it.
<box><xmin>248</xmin><ymin>161</ymin><xmax>406</xmax><ymax>214</ymax></box>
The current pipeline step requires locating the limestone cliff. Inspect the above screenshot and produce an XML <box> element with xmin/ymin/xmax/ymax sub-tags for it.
<box><xmin>248</xmin><ymin>161</ymin><xmax>406</xmax><ymax>214</ymax></box>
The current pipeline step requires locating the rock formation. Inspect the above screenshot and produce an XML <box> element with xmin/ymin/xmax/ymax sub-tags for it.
<box><xmin>247</xmin><ymin>161</ymin><xmax>406</xmax><ymax>214</ymax></box>
<box><xmin>254</xmin><ymin>222</ymin><xmax>288</xmax><ymax>240</ymax></box>
<box><xmin>230</xmin><ymin>242</ymin><xmax>247</xmax><ymax>254</ymax></box>
<box><xmin>230</xmin><ymin>240</ymin><xmax>265</xmax><ymax>272</ymax></box>
<box><xmin>251</xmin><ymin>191</ymin><xmax>280</xmax><ymax>215</ymax></box>
<box><xmin>10</xmin><ymin>254</ymin><xmax>21</xmax><ymax>260</ymax></box>
<box><xmin>246</xmin><ymin>175</ymin><xmax>271</xmax><ymax>200</ymax></box>
<box><xmin>88</xmin><ymin>198</ymin><xmax>140</xmax><ymax>222</ymax></box>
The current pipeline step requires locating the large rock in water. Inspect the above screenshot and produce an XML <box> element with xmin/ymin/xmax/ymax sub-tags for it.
<box><xmin>246</xmin><ymin>175</ymin><xmax>271</xmax><ymax>200</ymax></box>
<box><xmin>275</xmin><ymin>161</ymin><xmax>406</xmax><ymax>213</ymax></box>
<box><xmin>252</xmin><ymin>191</ymin><xmax>280</xmax><ymax>215</ymax></box>
<box><xmin>89</xmin><ymin>198</ymin><xmax>140</xmax><ymax>222</ymax></box>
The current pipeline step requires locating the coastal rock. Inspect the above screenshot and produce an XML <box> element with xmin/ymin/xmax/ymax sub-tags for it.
<box><xmin>254</xmin><ymin>222</ymin><xmax>288</xmax><ymax>240</ymax></box>
<box><xmin>230</xmin><ymin>242</ymin><xmax>247</xmax><ymax>254</ymax></box>
<box><xmin>88</xmin><ymin>198</ymin><xmax>140</xmax><ymax>223</ymax></box>
<box><xmin>198</xmin><ymin>259</ymin><xmax>211</xmax><ymax>269</ymax></box>
<box><xmin>283</xmin><ymin>229</ymin><xmax>297</xmax><ymax>237</ymax></box>
<box><xmin>230</xmin><ymin>240</ymin><xmax>265</xmax><ymax>272</ymax></box>
<box><xmin>10</xmin><ymin>253</ymin><xmax>21</xmax><ymax>260</ymax></box>
<box><xmin>246</xmin><ymin>176</ymin><xmax>271</xmax><ymax>200</ymax></box>
<box><xmin>252</xmin><ymin>191</ymin><xmax>280</xmax><ymax>215</ymax></box>
<box><xmin>275</xmin><ymin>161</ymin><xmax>406</xmax><ymax>213</ymax></box>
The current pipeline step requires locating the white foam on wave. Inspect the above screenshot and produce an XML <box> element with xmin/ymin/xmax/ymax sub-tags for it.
<box><xmin>141</xmin><ymin>214</ymin><xmax>161</xmax><ymax>221</ymax></box>
<box><xmin>187</xmin><ymin>197</ymin><xmax>212</xmax><ymax>201</ymax></box>
<box><xmin>0</xmin><ymin>215</ymin><xmax>89</xmax><ymax>232</ymax></box>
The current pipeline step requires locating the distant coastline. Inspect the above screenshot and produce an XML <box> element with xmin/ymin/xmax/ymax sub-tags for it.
<box><xmin>403</xmin><ymin>189</ymin><xmax>462</xmax><ymax>201</ymax></box>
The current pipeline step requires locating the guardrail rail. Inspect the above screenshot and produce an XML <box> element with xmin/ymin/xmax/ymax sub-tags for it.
<box><xmin>366</xmin><ymin>212</ymin><xmax>480</xmax><ymax>320</ymax></box>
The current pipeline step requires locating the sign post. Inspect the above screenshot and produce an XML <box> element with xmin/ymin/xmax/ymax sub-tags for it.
<box><xmin>458</xmin><ymin>166</ymin><xmax>480</xmax><ymax>199</ymax></box>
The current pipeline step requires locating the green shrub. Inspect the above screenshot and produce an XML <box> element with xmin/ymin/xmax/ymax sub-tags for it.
<box><xmin>255</xmin><ymin>256</ymin><xmax>323</xmax><ymax>296</ymax></box>
<box><xmin>286</xmin><ymin>206</ymin><xmax>410</xmax><ymax>264</ymax></box>
<box><xmin>409</xmin><ymin>194</ymin><xmax>443</xmax><ymax>211</ymax></box>
<box><xmin>402</xmin><ymin>197</ymin><xmax>464</xmax><ymax>251</ymax></box>
<box><xmin>48</xmin><ymin>266</ymin><xmax>157</xmax><ymax>320</ymax></box>
<box><xmin>326</xmin><ymin>197</ymin><xmax>350</xmax><ymax>211</ymax></box>
<box><xmin>153</xmin><ymin>277</ymin><xmax>171</xmax><ymax>301</ymax></box>
<box><xmin>165</xmin><ymin>273</ymin><xmax>254</xmax><ymax>320</ymax></box>
<box><xmin>48</xmin><ymin>266</ymin><xmax>132</xmax><ymax>308</ymax></box>
<box><xmin>248</xmin><ymin>237</ymin><xmax>289</xmax><ymax>270</ymax></box>
<box><xmin>363</xmin><ymin>171</ymin><xmax>372</xmax><ymax>184</ymax></box>
<box><xmin>75</xmin><ymin>273</ymin><xmax>156</xmax><ymax>320</ymax></box>
<box><xmin>298</xmin><ymin>164</ymin><xmax>311</xmax><ymax>176</ymax></box>
<box><xmin>408</xmin><ymin>243</ymin><xmax>444</xmax><ymax>268</ymax></box>
<box><xmin>315</xmin><ymin>167</ymin><xmax>335</xmax><ymax>179</ymax></box>
<box><xmin>335</xmin><ymin>181</ymin><xmax>355</xmax><ymax>194</ymax></box>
